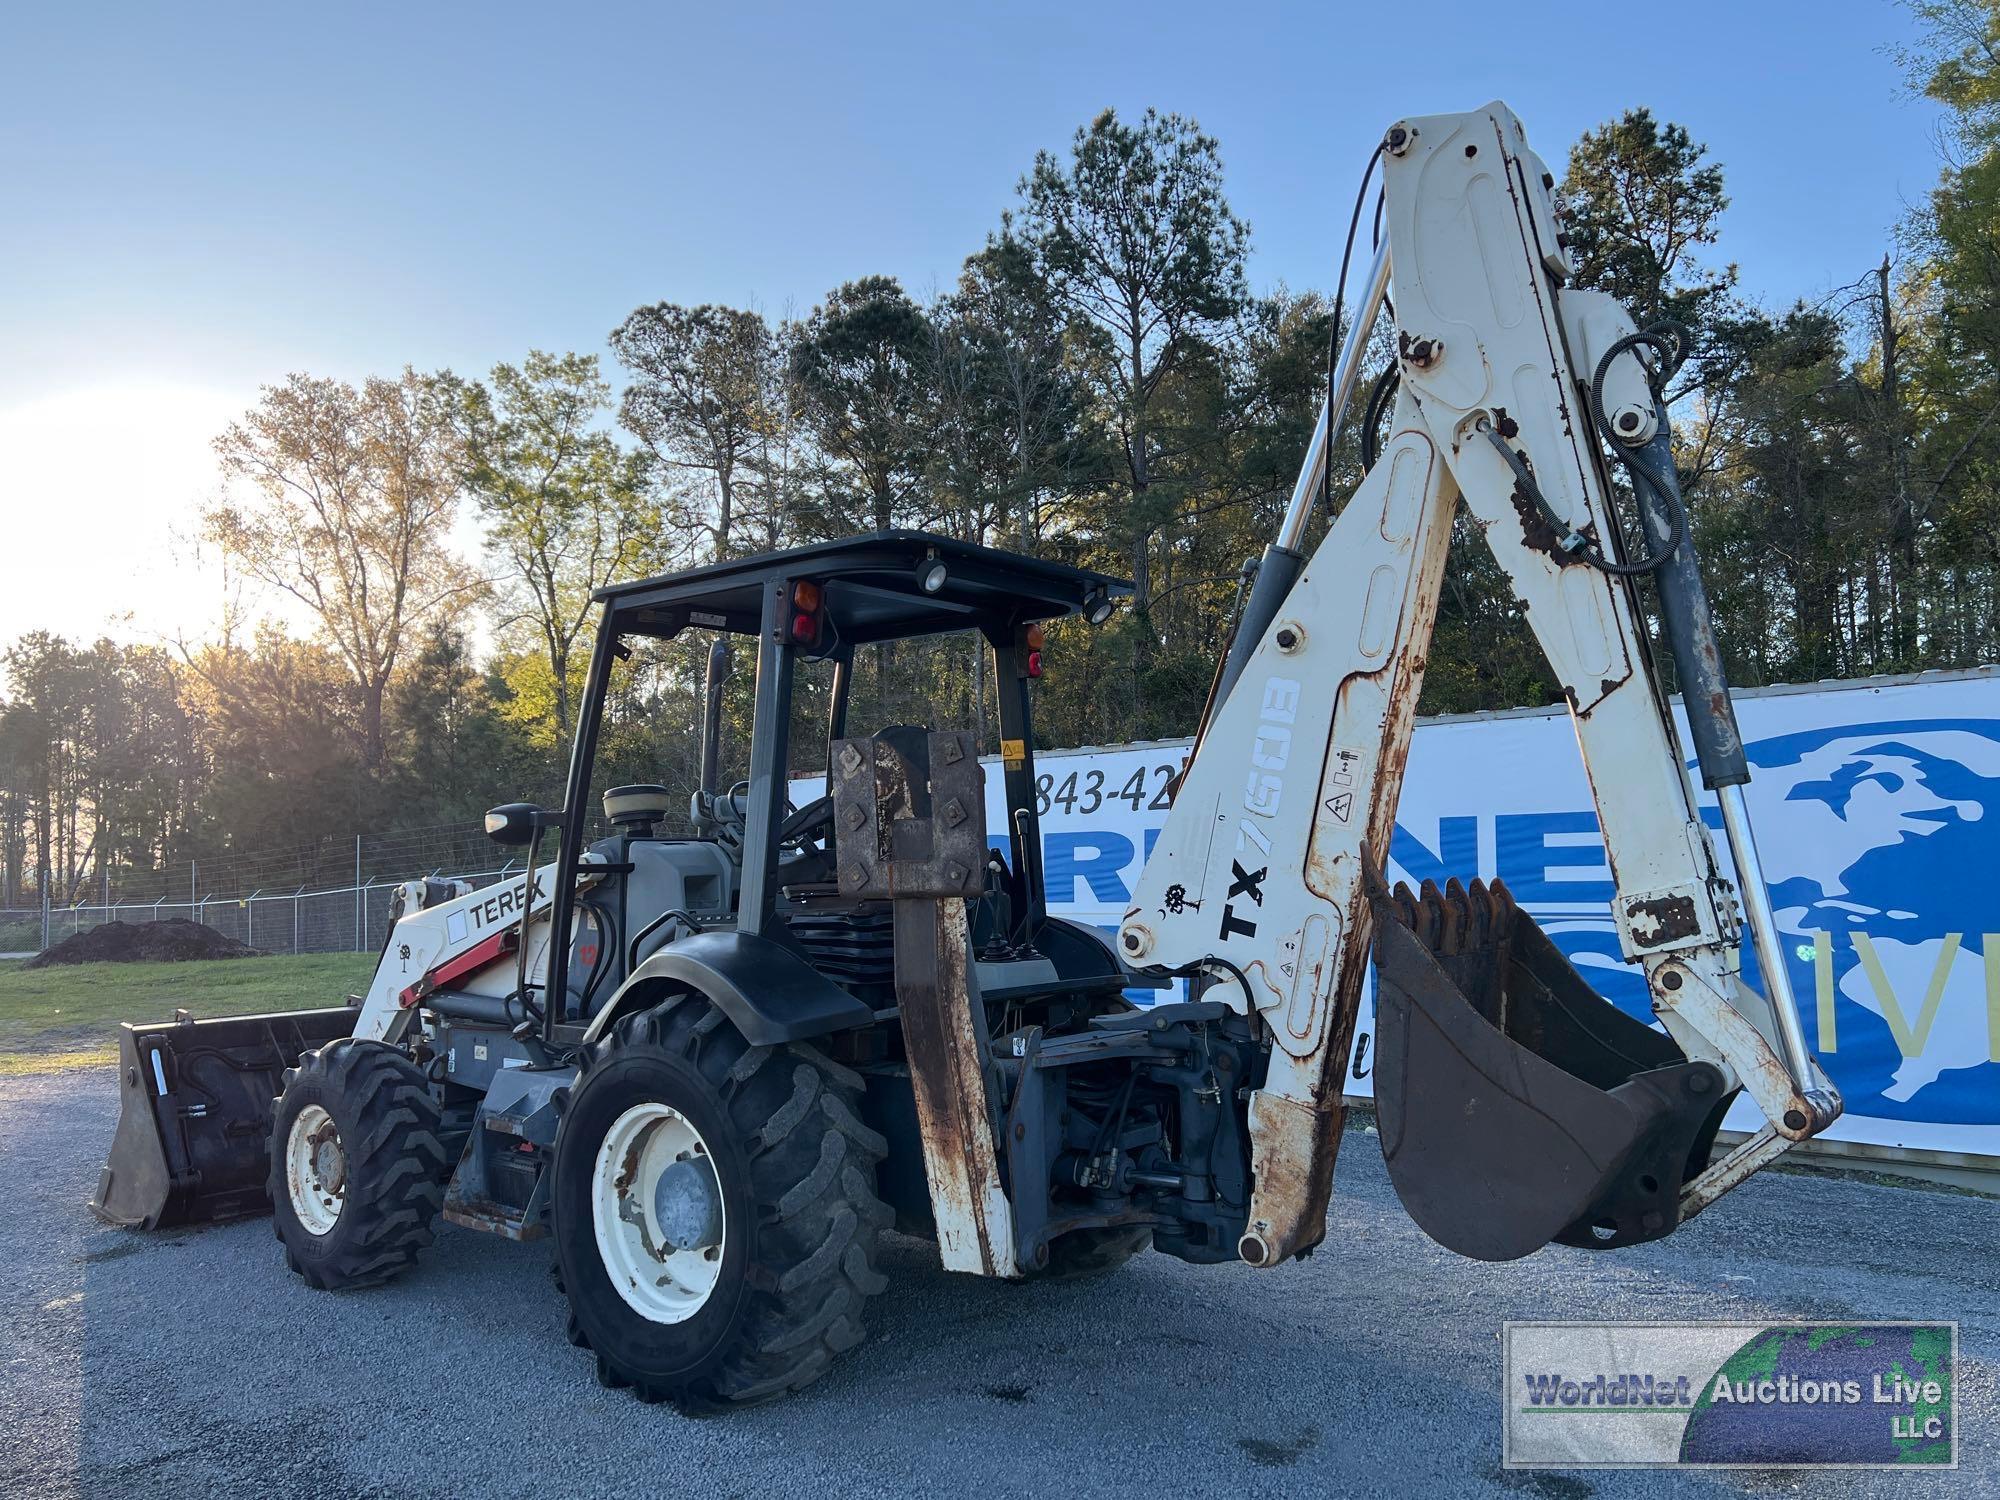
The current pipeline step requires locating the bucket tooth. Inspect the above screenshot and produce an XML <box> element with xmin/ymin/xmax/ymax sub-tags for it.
<box><xmin>1434</xmin><ymin>879</ymin><xmax>1465</xmax><ymax>952</ymax></box>
<box><xmin>1366</xmin><ymin>873</ymin><xmax>1733</xmax><ymax>1261</ymax></box>
<box><xmin>1417</xmin><ymin>879</ymin><xmax>1448</xmax><ymax>948</ymax></box>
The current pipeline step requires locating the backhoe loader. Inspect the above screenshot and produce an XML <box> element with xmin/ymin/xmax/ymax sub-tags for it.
<box><xmin>94</xmin><ymin>102</ymin><xmax>1840</xmax><ymax>1407</ymax></box>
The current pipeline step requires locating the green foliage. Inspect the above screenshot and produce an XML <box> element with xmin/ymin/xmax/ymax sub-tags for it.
<box><xmin>1559</xmin><ymin>108</ymin><xmax>1736</xmax><ymax>335</ymax></box>
<box><xmin>185</xmin><ymin>628</ymin><xmax>372</xmax><ymax>849</ymax></box>
<box><xmin>205</xmin><ymin>370</ymin><xmax>481</xmax><ymax>769</ymax></box>
<box><xmin>9</xmin><ymin>66</ymin><xmax>2000</xmax><ymax>899</ymax></box>
<box><xmin>387</xmin><ymin>627</ymin><xmax>536</xmax><ymax>815</ymax></box>
<box><xmin>1014</xmin><ymin>107</ymin><xmax>1250</xmax><ymax>417</ymax></box>
<box><xmin>1000</xmin><ymin>107</ymin><xmax>1254</xmax><ymax>728</ymax></box>
<box><xmin>0</xmin><ymin>634</ymin><xmax>209</xmax><ymax>903</ymax></box>
<box><xmin>610</xmin><ymin>303</ymin><xmax>776</xmax><ymax>558</ymax></box>
<box><xmin>1900</xmin><ymin>1</ymin><xmax>2000</xmax><ymax>634</ymax></box>
<box><xmin>790</xmin><ymin>276</ymin><xmax>934</xmax><ymax>534</ymax></box>
<box><xmin>454</xmin><ymin>351</ymin><xmax>658</xmax><ymax>737</ymax></box>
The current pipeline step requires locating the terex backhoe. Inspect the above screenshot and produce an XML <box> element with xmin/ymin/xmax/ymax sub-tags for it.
<box><xmin>94</xmin><ymin>103</ymin><xmax>1840</xmax><ymax>1407</ymax></box>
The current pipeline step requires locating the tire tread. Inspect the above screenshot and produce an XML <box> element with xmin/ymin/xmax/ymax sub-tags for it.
<box><xmin>269</xmin><ymin>1039</ymin><xmax>447</xmax><ymax>1291</ymax></box>
<box><xmin>562</xmin><ymin>996</ymin><xmax>889</xmax><ymax>1407</ymax></box>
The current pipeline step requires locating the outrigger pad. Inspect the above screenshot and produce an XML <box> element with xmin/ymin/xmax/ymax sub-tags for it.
<box><xmin>1367</xmin><ymin>875</ymin><xmax>1732</xmax><ymax>1262</ymax></box>
<box><xmin>93</xmin><ymin>1006</ymin><xmax>357</xmax><ymax>1230</ymax></box>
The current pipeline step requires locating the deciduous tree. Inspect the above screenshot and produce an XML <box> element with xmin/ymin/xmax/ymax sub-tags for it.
<box><xmin>455</xmin><ymin>351</ymin><xmax>655</xmax><ymax>740</ymax></box>
<box><xmin>610</xmin><ymin>304</ymin><xmax>773</xmax><ymax>560</ymax></box>
<box><xmin>207</xmin><ymin>371</ymin><xmax>479</xmax><ymax>770</ymax></box>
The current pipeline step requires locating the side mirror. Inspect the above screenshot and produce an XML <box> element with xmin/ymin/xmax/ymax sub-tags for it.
<box><xmin>484</xmin><ymin>803</ymin><xmax>545</xmax><ymax>847</ymax></box>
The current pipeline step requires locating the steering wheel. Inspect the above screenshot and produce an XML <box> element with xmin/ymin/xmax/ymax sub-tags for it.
<box><xmin>719</xmin><ymin>779</ymin><xmax>751</xmax><ymax>823</ymax></box>
<box><xmin>714</xmin><ymin>781</ymin><xmax>834</xmax><ymax>851</ymax></box>
<box><xmin>779</xmin><ymin>793</ymin><xmax>834</xmax><ymax>849</ymax></box>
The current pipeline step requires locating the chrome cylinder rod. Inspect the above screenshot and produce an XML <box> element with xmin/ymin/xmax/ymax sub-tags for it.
<box><xmin>1717</xmin><ymin>782</ymin><xmax>1818</xmax><ymax>1099</ymax></box>
<box><xmin>1205</xmin><ymin>242</ymin><xmax>1394</xmax><ymax>723</ymax></box>
<box><xmin>1278</xmin><ymin>241</ymin><xmax>1394</xmax><ymax>550</ymax></box>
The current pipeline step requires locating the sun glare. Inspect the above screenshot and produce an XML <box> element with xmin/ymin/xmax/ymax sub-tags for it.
<box><xmin>0</xmin><ymin>383</ymin><xmax>247</xmax><ymax>645</ymax></box>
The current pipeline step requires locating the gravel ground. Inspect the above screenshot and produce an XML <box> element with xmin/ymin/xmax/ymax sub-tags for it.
<box><xmin>2</xmin><ymin>1067</ymin><xmax>1993</xmax><ymax>1499</ymax></box>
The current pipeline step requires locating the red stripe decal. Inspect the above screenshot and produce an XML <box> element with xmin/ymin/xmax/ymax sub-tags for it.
<box><xmin>399</xmin><ymin>928</ymin><xmax>519</xmax><ymax>1008</ymax></box>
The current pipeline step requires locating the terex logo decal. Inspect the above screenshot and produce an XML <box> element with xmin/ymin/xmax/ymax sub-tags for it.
<box><xmin>1221</xmin><ymin>676</ymin><xmax>1298</xmax><ymax>941</ymax></box>
<box><xmin>469</xmin><ymin>868</ymin><xmax>551</xmax><ymax>931</ymax></box>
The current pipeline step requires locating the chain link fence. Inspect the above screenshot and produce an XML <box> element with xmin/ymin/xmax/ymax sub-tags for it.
<box><xmin>0</xmin><ymin>856</ymin><xmax>533</xmax><ymax>959</ymax></box>
<box><xmin>0</xmin><ymin>784</ymin><xmax>644</xmax><ymax>959</ymax></box>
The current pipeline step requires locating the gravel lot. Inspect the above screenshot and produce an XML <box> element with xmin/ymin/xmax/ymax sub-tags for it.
<box><xmin>2</xmin><ymin>1066</ymin><xmax>1993</xmax><ymax>1499</ymax></box>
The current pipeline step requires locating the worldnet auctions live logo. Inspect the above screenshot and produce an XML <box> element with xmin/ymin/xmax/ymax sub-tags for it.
<box><xmin>1502</xmin><ymin>1322</ymin><xmax>1957</xmax><ymax>1470</ymax></box>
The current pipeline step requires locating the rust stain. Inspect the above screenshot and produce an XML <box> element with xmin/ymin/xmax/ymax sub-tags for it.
<box><xmin>1244</xmin><ymin>1091</ymin><xmax>1343</xmax><ymax>1264</ymax></box>
<box><xmin>896</xmin><ymin>899</ymin><xmax>1010</xmax><ymax>1277</ymax></box>
<box><xmin>1507</xmin><ymin>456</ymin><xmax>1565</xmax><ymax>558</ymax></box>
<box><xmin>441</xmin><ymin>1199</ymin><xmax>548</xmax><ymax>1242</ymax></box>
<box><xmin>1625</xmin><ymin>894</ymin><xmax>1701</xmax><ymax>949</ymax></box>
<box><xmin>1260</xmin><ymin>432</ymin><xmax>1450</xmax><ymax>1267</ymax></box>
<box><xmin>614</xmin><ymin>1135</ymin><xmax>642</xmax><ymax>1197</ymax></box>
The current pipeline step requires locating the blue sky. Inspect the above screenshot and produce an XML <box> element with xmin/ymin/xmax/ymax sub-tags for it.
<box><xmin>0</xmin><ymin>0</ymin><xmax>1947</xmax><ymax>641</ymax></box>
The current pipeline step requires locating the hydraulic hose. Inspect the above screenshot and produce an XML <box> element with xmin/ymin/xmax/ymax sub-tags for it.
<box><xmin>1360</xmin><ymin>362</ymin><xmax>1400</xmax><ymax>474</ymax></box>
<box><xmin>1492</xmin><ymin>321</ymin><xmax>1693</xmax><ymax>576</ymax></box>
<box><xmin>1323</xmin><ymin>144</ymin><xmax>1386</xmax><ymax>521</ymax></box>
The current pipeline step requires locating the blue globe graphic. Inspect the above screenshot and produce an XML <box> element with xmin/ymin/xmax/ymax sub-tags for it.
<box><xmin>1538</xmin><ymin>718</ymin><xmax>2000</xmax><ymax>1128</ymax></box>
<box><xmin>1679</xmin><ymin>1324</ymin><xmax>1954</xmax><ymax>1465</ymax></box>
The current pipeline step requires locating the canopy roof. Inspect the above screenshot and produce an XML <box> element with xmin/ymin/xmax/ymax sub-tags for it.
<box><xmin>595</xmin><ymin>530</ymin><xmax>1130</xmax><ymax>644</ymax></box>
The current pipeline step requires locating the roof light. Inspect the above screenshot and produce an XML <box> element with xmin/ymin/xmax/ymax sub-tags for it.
<box><xmin>915</xmin><ymin>557</ymin><xmax>948</xmax><ymax>594</ymax></box>
<box><xmin>1084</xmin><ymin>590</ymin><xmax>1115</xmax><ymax>627</ymax></box>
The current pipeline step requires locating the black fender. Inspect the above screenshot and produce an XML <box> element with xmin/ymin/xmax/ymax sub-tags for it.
<box><xmin>581</xmin><ymin>929</ymin><xmax>874</xmax><ymax>1048</ymax></box>
<box><xmin>1036</xmin><ymin>915</ymin><xmax>1125</xmax><ymax>984</ymax></box>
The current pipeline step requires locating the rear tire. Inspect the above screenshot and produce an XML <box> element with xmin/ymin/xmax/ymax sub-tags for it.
<box><xmin>552</xmin><ymin>995</ymin><xmax>890</xmax><ymax>1407</ymax></box>
<box><xmin>269</xmin><ymin>1038</ymin><xmax>447</xmax><ymax>1290</ymax></box>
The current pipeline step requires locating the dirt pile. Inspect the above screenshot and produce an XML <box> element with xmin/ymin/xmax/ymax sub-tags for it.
<box><xmin>24</xmin><ymin>919</ymin><xmax>265</xmax><ymax>969</ymax></box>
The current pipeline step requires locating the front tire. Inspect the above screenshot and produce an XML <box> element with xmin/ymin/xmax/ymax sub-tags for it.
<box><xmin>552</xmin><ymin>996</ymin><xmax>890</xmax><ymax>1407</ymax></box>
<box><xmin>269</xmin><ymin>1038</ymin><xmax>447</xmax><ymax>1289</ymax></box>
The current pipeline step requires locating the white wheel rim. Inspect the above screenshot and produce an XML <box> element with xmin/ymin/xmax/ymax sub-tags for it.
<box><xmin>591</xmin><ymin>1102</ymin><xmax>726</xmax><ymax>1324</ymax></box>
<box><xmin>285</xmin><ymin>1103</ymin><xmax>346</xmax><ymax>1236</ymax></box>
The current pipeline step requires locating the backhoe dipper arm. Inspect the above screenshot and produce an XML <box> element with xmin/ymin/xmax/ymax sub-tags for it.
<box><xmin>1120</xmin><ymin>103</ymin><xmax>1839</xmax><ymax>1269</ymax></box>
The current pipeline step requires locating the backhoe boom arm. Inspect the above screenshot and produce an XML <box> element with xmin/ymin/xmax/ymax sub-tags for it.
<box><xmin>1120</xmin><ymin>102</ymin><xmax>1839</xmax><ymax>1267</ymax></box>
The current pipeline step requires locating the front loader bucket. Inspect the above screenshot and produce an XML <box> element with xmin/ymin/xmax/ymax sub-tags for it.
<box><xmin>1367</xmin><ymin>877</ymin><xmax>1733</xmax><ymax>1262</ymax></box>
<box><xmin>92</xmin><ymin>1006</ymin><xmax>357</xmax><ymax>1230</ymax></box>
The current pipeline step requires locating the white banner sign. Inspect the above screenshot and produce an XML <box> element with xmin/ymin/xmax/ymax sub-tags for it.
<box><xmin>808</xmin><ymin>670</ymin><xmax>2000</xmax><ymax>1162</ymax></box>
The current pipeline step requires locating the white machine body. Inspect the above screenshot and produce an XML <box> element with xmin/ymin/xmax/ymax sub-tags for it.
<box><xmin>1120</xmin><ymin>102</ymin><xmax>1835</xmax><ymax>1266</ymax></box>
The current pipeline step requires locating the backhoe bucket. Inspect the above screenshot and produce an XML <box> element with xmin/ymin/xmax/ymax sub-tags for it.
<box><xmin>1367</xmin><ymin>876</ymin><xmax>1733</xmax><ymax>1262</ymax></box>
<box><xmin>92</xmin><ymin>1006</ymin><xmax>357</xmax><ymax>1230</ymax></box>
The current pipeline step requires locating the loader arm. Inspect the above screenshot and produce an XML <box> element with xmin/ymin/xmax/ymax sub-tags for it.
<box><xmin>1120</xmin><ymin>102</ymin><xmax>1839</xmax><ymax>1268</ymax></box>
